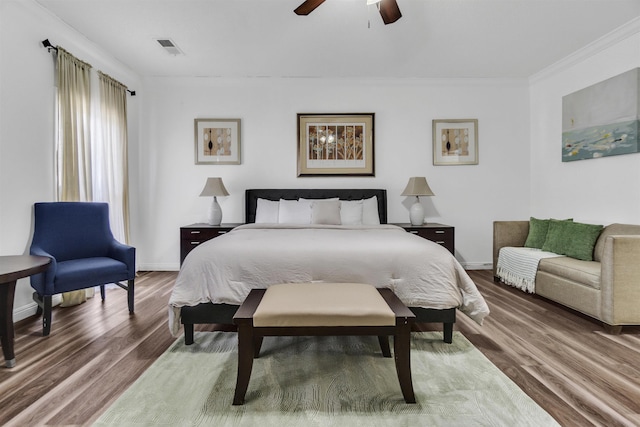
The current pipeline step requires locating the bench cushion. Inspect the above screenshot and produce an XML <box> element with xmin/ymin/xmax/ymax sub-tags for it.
<box><xmin>253</xmin><ymin>282</ymin><xmax>396</xmax><ymax>327</ymax></box>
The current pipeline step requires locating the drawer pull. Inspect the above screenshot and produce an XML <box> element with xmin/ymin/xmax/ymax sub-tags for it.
<box><xmin>435</xmin><ymin>230</ymin><xmax>445</xmax><ymax>234</ymax></box>
<box><xmin>409</xmin><ymin>230</ymin><xmax>419</xmax><ymax>234</ymax></box>
<box><xmin>190</xmin><ymin>231</ymin><xmax>201</xmax><ymax>235</ymax></box>
<box><xmin>217</xmin><ymin>231</ymin><xmax>228</xmax><ymax>234</ymax></box>
<box><xmin>190</xmin><ymin>241</ymin><xmax>201</xmax><ymax>246</ymax></box>
<box><xmin>436</xmin><ymin>241</ymin><xmax>445</xmax><ymax>244</ymax></box>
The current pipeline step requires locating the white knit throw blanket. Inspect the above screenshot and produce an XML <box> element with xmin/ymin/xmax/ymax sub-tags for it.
<box><xmin>496</xmin><ymin>247</ymin><xmax>562</xmax><ymax>293</ymax></box>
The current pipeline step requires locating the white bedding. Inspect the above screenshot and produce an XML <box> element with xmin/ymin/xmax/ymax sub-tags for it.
<box><xmin>168</xmin><ymin>224</ymin><xmax>490</xmax><ymax>335</ymax></box>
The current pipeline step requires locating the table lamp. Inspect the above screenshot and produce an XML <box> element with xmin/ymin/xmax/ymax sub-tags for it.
<box><xmin>199</xmin><ymin>177</ymin><xmax>229</xmax><ymax>225</ymax></box>
<box><xmin>401</xmin><ymin>177</ymin><xmax>434</xmax><ymax>225</ymax></box>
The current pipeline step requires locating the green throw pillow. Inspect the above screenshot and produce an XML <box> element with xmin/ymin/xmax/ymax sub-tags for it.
<box><xmin>541</xmin><ymin>219</ymin><xmax>573</xmax><ymax>254</ymax></box>
<box><xmin>524</xmin><ymin>217</ymin><xmax>550</xmax><ymax>249</ymax></box>
<box><xmin>562</xmin><ymin>222</ymin><xmax>603</xmax><ymax>261</ymax></box>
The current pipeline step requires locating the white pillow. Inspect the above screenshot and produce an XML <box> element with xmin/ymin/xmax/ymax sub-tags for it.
<box><xmin>278</xmin><ymin>199</ymin><xmax>311</xmax><ymax>224</ymax></box>
<box><xmin>311</xmin><ymin>200</ymin><xmax>341</xmax><ymax>225</ymax></box>
<box><xmin>300</xmin><ymin>197</ymin><xmax>340</xmax><ymax>202</ymax></box>
<box><xmin>255</xmin><ymin>198</ymin><xmax>279</xmax><ymax>223</ymax></box>
<box><xmin>362</xmin><ymin>196</ymin><xmax>380</xmax><ymax>225</ymax></box>
<box><xmin>340</xmin><ymin>200</ymin><xmax>363</xmax><ymax>225</ymax></box>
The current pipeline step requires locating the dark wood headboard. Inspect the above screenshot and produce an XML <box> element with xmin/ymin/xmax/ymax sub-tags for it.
<box><xmin>245</xmin><ymin>189</ymin><xmax>387</xmax><ymax>224</ymax></box>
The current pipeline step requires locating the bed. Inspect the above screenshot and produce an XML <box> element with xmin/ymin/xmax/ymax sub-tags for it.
<box><xmin>169</xmin><ymin>188</ymin><xmax>489</xmax><ymax>344</ymax></box>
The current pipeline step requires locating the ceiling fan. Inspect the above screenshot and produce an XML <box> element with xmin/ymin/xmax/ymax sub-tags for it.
<box><xmin>294</xmin><ymin>0</ymin><xmax>402</xmax><ymax>25</ymax></box>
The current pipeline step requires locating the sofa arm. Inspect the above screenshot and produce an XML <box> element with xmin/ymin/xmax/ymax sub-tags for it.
<box><xmin>600</xmin><ymin>235</ymin><xmax>640</xmax><ymax>325</ymax></box>
<box><xmin>492</xmin><ymin>221</ymin><xmax>529</xmax><ymax>277</ymax></box>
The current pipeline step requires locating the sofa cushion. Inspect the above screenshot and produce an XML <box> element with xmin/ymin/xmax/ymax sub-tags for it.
<box><xmin>593</xmin><ymin>223</ymin><xmax>640</xmax><ymax>262</ymax></box>
<box><xmin>524</xmin><ymin>217</ymin><xmax>550</xmax><ymax>249</ymax></box>
<box><xmin>541</xmin><ymin>219</ymin><xmax>573</xmax><ymax>254</ymax></box>
<box><xmin>538</xmin><ymin>257</ymin><xmax>601</xmax><ymax>290</ymax></box>
<box><xmin>561</xmin><ymin>221</ymin><xmax>603</xmax><ymax>261</ymax></box>
<box><xmin>541</xmin><ymin>220</ymin><xmax>602</xmax><ymax>261</ymax></box>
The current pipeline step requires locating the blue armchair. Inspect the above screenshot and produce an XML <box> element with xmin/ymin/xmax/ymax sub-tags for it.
<box><xmin>30</xmin><ymin>202</ymin><xmax>135</xmax><ymax>336</ymax></box>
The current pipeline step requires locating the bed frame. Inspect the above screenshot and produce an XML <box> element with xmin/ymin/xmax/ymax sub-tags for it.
<box><xmin>181</xmin><ymin>188</ymin><xmax>455</xmax><ymax>344</ymax></box>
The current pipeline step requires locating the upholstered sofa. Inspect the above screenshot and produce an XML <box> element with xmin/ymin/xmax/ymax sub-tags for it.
<box><xmin>493</xmin><ymin>221</ymin><xmax>640</xmax><ymax>333</ymax></box>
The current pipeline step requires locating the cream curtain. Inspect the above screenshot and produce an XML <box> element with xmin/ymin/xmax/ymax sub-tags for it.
<box><xmin>55</xmin><ymin>47</ymin><xmax>93</xmax><ymax>202</ymax></box>
<box><xmin>55</xmin><ymin>47</ymin><xmax>93</xmax><ymax>306</ymax></box>
<box><xmin>53</xmin><ymin>50</ymin><xmax>131</xmax><ymax>305</ymax></box>
<box><xmin>93</xmin><ymin>72</ymin><xmax>130</xmax><ymax>243</ymax></box>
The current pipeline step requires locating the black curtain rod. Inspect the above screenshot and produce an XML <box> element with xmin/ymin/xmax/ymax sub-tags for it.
<box><xmin>41</xmin><ymin>39</ymin><xmax>137</xmax><ymax>96</ymax></box>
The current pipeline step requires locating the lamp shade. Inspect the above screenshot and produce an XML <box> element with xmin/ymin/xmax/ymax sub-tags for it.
<box><xmin>401</xmin><ymin>177</ymin><xmax>435</xmax><ymax>197</ymax></box>
<box><xmin>199</xmin><ymin>177</ymin><xmax>230</xmax><ymax>197</ymax></box>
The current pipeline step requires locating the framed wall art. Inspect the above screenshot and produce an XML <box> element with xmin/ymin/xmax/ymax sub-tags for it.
<box><xmin>297</xmin><ymin>113</ymin><xmax>375</xmax><ymax>177</ymax></box>
<box><xmin>194</xmin><ymin>118</ymin><xmax>241</xmax><ymax>165</ymax></box>
<box><xmin>432</xmin><ymin>119</ymin><xmax>478</xmax><ymax>166</ymax></box>
<box><xmin>562</xmin><ymin>68</ymin><xmax>639</xmax><ymax>162</ymax></box>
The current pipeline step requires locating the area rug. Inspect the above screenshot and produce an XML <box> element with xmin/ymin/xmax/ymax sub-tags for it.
<box><xmin>94</xmin><ymin>332</ymin><xmax>559</xmax><ymax>426</ymax></box>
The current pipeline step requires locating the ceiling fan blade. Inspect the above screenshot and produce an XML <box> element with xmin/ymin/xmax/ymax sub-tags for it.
<box><xmin>378</xmin><ymin>0</ymin><xmax>402</xmax><ymax>24</ymax></box>
<box><xmin>294</xmin><ymin>0</ymin><xmax>327</xmax><ymax>15</ymax></box>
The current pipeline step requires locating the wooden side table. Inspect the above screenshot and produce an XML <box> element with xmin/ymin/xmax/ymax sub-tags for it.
<box><xmin>180</xmin><ymin>223</ymin><xmax>243</xmax><ymax>265</ymax></box>
<box><xmin>391</xmin><ymin>223</ymin><xmax>455</xmax><ymax>254</ymax></box>
<box><xmin>0</xmin><ymin>255</ymin><xmax>51</xmax><ymax>368</ymax></box>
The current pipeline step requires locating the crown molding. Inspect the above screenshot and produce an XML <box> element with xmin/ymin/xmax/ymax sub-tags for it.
<box><xmin>529</xmin><ymin>16</ymin><xmax>640</xmax><ymax>84</ymax></box>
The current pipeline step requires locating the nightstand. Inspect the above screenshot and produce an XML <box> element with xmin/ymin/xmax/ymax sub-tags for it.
<box><xmin>180</xmin><ymin>223</ymin><xmax>243</xmax><ymax>265</ymax></box>
<box><xmin>391</xmin><ymin>223</ymin><xmax>455</xmax><ymax>254</ymax></box>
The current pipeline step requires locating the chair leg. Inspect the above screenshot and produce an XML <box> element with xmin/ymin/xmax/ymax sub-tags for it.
<box><xmin>42</xmin><ymin>295</ymin><xmax>52</xmax><ymax>337</ymax></box>
<box><xmin>33</xmin><ymin>292</ymin><xmax>43</xmax><ymax>316</ymax></box>
<box><xmin>100</xmin><ymin>285</ymin><xmax>106</xmax><ymax>301</ymax></box>
<box><xmin>127</xmin><ymin>279</ymin><xmax>134</xmax><ymax>314</ymax></box>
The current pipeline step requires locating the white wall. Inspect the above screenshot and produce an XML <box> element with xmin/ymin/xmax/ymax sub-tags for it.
<box><xmin>0</xmin><ymin>0</ymin><xmax>141</xmax><ymax>321</ymax></box>
<box><xmin>529</xmin><ymin>18</ymin><xmax>640</xmax><ymax>224</ymax></box>
<box><xmin>139</xmin><ymin>76</ymin><xmax>531</xmax><ymax>270</ymax></box>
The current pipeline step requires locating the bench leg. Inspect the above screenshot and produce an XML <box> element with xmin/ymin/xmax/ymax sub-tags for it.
<box><xmin>394</xmin><ymin>324</ymin><xmax>416</xmax><ymax>403</ymax></box>
<box><xmin>378</xmin><ymin>336</ymin><xmax>391</xmax><ymax>358</ymax></box>
<box><xmin>253</xmin><ymin>336</ymin><xmax>264</xmax><ymax>358</ymax></box>
<box><xmin>233</xmin><ymin>324</ymin><xmax>255</xmax><ymax>405</ymax></box>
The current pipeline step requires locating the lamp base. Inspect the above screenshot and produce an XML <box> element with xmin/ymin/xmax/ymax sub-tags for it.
<box><xmin>409</xmin><ymin>197</ymin><xmax>424</xmax><ymax>226</ymax></box>
<box><xmin>208</xmin><ymin>196</ymin><xmax>223</xmax><ymax>226</ymax></box>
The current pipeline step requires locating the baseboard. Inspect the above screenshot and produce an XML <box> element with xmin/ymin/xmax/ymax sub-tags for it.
<box><xmin>138</xmin><ymin>263</ymin><xmax>180</xmax><ymax>272</ymax></box>
<box><xmin>461</xmin><ymin>262</ymin><xmax>493</xmax><ymax>270</ymax></box>
<box><xmin>13</xmin><ymin>295</ymin><xmax>62</xmax><ymax>322</ymax></box>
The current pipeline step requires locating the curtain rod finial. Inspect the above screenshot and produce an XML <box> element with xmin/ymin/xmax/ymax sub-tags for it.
<box><xmin>42</xmin><ymin>39</ymin><xmax>57</xmax><ymax>52</ymax></box>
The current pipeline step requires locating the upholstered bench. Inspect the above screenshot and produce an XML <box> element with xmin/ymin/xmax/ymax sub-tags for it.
<box><xmin>232</xmin><ymin>282</ymin><xmax>416</xmax><ymax>405</ymax></box>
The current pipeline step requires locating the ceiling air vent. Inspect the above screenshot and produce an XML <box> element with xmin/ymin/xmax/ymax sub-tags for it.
<box><xmin>156</xmin><ymin>38</ymin><xmax>183</xmax><ymax>56</ymax></box>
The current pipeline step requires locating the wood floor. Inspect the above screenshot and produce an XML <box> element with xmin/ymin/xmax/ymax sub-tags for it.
<box><xmin>1</xmin><ymin>270</ymin><xmax>639</xmax><ymax>426</ymax></box>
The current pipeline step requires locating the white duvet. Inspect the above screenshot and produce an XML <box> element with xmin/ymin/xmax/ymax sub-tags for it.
<box><xmin>169</xmin><ymin>224</ymin><xmax>489</xmax><ymax>335</ymax></box>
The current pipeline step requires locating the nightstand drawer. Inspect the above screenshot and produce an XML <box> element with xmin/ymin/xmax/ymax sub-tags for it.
<box><xmin>392</xmin><ymin>223</ymin><xmax>455</xmax><ymax>255</ymax></box>
<box><xmin>180</xmin><ymin>227</ymin><xmax>232</xmax><ymax>242</ymax></box>
<box><xmin>180</xmin><ymin>223</ymin><xmax>242</xmax><ymax>265</ymax></box>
